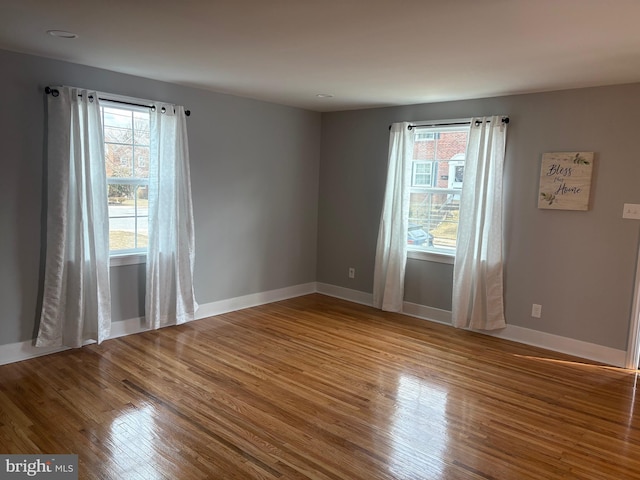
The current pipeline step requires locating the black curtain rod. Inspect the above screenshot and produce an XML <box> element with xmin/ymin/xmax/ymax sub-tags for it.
<box><xmin>389</xmin><ymin>117</ymin><xmax>509</xmax><ymax>130</ymax></box>
<box><xmin>45</xmin><ymin>87</ymin><xmax>191</xmax><ymax>117</ymax></box>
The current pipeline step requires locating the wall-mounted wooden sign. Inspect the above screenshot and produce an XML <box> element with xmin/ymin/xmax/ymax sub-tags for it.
<box><xmin>538</xmin><ymin>152</ymin><xmax>594</xmax><ymax>211</ymax></box>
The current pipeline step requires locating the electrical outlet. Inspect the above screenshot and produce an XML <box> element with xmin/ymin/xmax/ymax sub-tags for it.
<box><xmin>623</xmin><ymin>203</ymin><xmax>640</xmax><ymax>219</ymax></box>
<box><xmin>531</xmin><ymin>304</ymin><xmax>542</xmax><ymax>318</ymax></box>
<box><xmin>348</xmin><ymin>267</ymin><xmax>355</xmax><ymax>279</ymax></box>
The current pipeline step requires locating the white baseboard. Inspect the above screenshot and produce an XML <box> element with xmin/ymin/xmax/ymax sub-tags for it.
<box><xmin>195</xmin><ymin>282</ymin><xmax>317</xmax><ymax>319</ymax></box>
<box><xmin>318</xmin><ymin>285</ymin><xmax>628</xmax><ymax>368</ymax></box>
<box><xmin>402</xmin><ymin>301</ymin><xmax>452</xmax><ymax>325</ymax></box>
<box><xmin>0</xmin><ymin>281</ymin><xmax>628</xmax><ymax>368</ymax></box>
<box><xmin>486</xmin><ymin>324</ymin><xmax>627</xmax><ymax>368</ymax></box>
<box><xmin>316</xmin><ymin>282</ymin><xmax>373</xmax><ymax>306</ymax></box>
<box><xmin>0</xmin><ymin>342</ymin><xmax>70</xmax><ymax>366</ymax></box>
<box><xmin>0</xmin><ymin>282</ymin><xmax>317</xmax><ymax>366</ymax></box>
<box><xmin>109</xmin><ymin>316</ymin><xmax>147</xmax><ymax>339</ymax></box>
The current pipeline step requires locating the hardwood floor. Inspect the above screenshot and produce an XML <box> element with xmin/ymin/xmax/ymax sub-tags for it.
<box><xmin>1</xmin><ymin>294</ymin><xmax>640</xmax><ymax>479</ymax></box>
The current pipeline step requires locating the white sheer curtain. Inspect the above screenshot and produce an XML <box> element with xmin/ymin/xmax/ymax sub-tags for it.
<box><xmin>452</xmin><ymin>116</ymin><xmax>508</xmax><ymax>330</ymax></box>
<box><xmin>373</xmin><ymin>122</ymin><xmax>414</xmax><ymax>311</ymax></box>
<box><xmin>37</xmin><ymin>87</ymin><xmax>111</xmax><ymax>348</ymax></box>
<box><xmin>146</xmin><ymin>105</ymin><xmax>198</xmax><ymax>329</ymax></box>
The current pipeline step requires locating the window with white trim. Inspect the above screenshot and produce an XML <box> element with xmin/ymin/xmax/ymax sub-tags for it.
<box><xmin>408</xmin><ymin>125</ymin><xmax>470</xmax><ymax>255</ymax></box>
<box><xmin>414</xmin><ymin>132</ymin><xmax>440</xmax><ymax>142</ymax></box>
<box><xmin>411</xmin><ymin>161</ymin><xmax>436</xmax><ymax>187</ymax></box>
<box><xmin>102</xmin><ymin>103</ymin><xmax>150</xmax><ymax>255</ymax></box>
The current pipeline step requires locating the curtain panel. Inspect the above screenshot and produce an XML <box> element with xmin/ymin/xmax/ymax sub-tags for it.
<box><xmin>38</xmin><ymin>86</ymin><xmax>198</xmax><ymax>348</ymax></box>
<box><xmin>452</xmin><ymin>116</ymin><xmax>508</xmax><ymax>330</ymax></box>
<box><xmin>146</xmin><ymin>105</ymin><xmax>198</xmax><ymax>329</ymax></box>
<box><xmin>37</xmin><ymin>87</ymin><xmax>112</xmax><ymax>348</ymax></box>
<box><xmin>373</xmin><ymin>122</ymin><xmax>415</xmax><ymax>312</ymax></box>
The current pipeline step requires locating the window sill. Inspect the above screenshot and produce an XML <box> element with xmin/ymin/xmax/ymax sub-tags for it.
<box><xmin>407</xmin><ymin>250</ymin><xmax>455</xmax><ymax>265</ymax></box>
<box><xmin>110</xmin><ymin>253</ymin><xmax>146</xmax><ymax>267</ymax></box>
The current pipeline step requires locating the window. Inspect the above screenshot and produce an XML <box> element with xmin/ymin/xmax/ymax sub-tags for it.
<box><xmin>411</xmin><ymin>161</ymin><xmax>436</xmax><ymax>187</ymax></box>
<box><xmin>102</xmin><ymin>103</ymin><xmax>150</xmax><ymax>255</ymax></box>
<box><xmin>414</xmin><ymin>132</ymin><xmax>440</xmax><ymax>142</ymax></box>
<box><xmin>408</xmin><ymin>125</ymin><xmax>470</xmax><ymax>256</ymax></box>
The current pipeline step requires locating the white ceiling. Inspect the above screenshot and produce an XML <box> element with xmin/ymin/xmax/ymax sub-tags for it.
<box><xmin>2</xmin><ymin>0</ymin><xmax>640</xmax><ymax>112</ymax></box>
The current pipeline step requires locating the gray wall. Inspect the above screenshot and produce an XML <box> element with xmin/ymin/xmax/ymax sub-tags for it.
<box><xmin>318</xmin><ymin>85</ymin><xmax>640</xmax><ymax>351</ymax></box>
<box><xmin>3</xmin><ymin>46</ymin><xmax>639</xmax><ymax>355</ymax></box>
<box><xmin>0</xmin><ymin>49</ymin><xmax>320</xmax><ymax>346</ymax></box>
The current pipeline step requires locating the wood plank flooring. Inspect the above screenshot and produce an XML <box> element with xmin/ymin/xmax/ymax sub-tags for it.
<box><xmin>1</xmin><ymin>293</ymin><xmax>640</xmax><ymax>479</ymax></box>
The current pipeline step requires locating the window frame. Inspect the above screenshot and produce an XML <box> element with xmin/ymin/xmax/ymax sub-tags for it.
<box><xmin>411</xmin><ymin>161</ymin><xmax>436</xmax><ymax>187</ymax></box>
<box><xmin>407</xmin><ymin>123</ymin><xmax>470</xmax><ymax>263</ymax></box>
<box><xmin>102</xmin><ymin>101</ymin><xmax>151</xmax><ymax>263</ymax></box>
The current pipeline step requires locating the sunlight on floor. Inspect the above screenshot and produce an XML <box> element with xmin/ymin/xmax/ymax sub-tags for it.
<box><xmin>513</xmin><ymin>354</ymin><xmax>639</xmax><ymax>374</ymax></box>
<box><xmin>514</xmin><ymin>353</ymin><xmax>640</xmax><ymax>431</ymax></box>
<box><xmin>389</xmin><ymin>374</ymin><xmax>449</xmax><ymax>478</ymax></box>
<box><xmin>107</xmin><ymin>404</ymin><xmax>165</xmax><ymax>479</ymax></box>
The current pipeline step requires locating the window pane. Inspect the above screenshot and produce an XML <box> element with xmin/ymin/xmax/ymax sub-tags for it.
<box><xmin>106</xmin><ymin>144</ymin><xmax>133</xmax><ymax>177</ymax></box>
<box><xmin>434</xmin><ymin>131</ymin><xmax>467</xmax><ymax>161</ymax></box>
<box><xmin>107</xmin><ymin>185</ymin><xmax>150</xmax><ymax>252</ymax></box>
<box><xmin>408</xmin><ymin>191</ymin><xmax>460</xmax><ymax>252</ymax></box>
<box><xmin>415</xmin><ymin>132</ymin><xmax>435</xmax><ymax>141</ymax></box>
<box><xmin>108</xmin><ymin>213</ymin><xmax>136</xmax><ymax>251</ymax></box>
<box><xmin>412</xmin><ymin>162</ymin><xmax>433</xmax><ymax>186</ymax></box>
<box><xmin>414</xmin><ymin>134</ymin><xmax>435</xmax><ymax>160</ymax></box>
<box><xmin>134</xmin><ymin>146</ymin><xmax>150</xmax><ymax>178</ymax></box>
<box><xmin>454</xmin><ymin>165</ymin><xmax>464</xmax><ymax>183</ymax></box>
<box><xmin>415</xmin><ymin>163</ymin><xmax>429</xmax><ymax>174</ymax></box>
<box><xmin>104</xmin><ymin>125</ymin><xmax>132</xmax><ymax>144</ymax></box>
<box><xmin>133</xmin><ymin>112</ymin><xmax>150</xmax><ymax>146</ymax></box>
<box><xmin>103</xmin><ymin>107</ymin><xmax>133</xmax><ymax>144</ymax></box>
<box><xmin>103</xmin><ymin>104</ymin><xmax>151</xmax><ymax>255</ymax></box>
<box><xmin>408</xmin><ymin>126</ymin><xmax>469</xmax><ymax>253</ymax></box>
<box><xmin>107</xmin><ymin>181</ymin><xmax>134</xmax><ymax>205</ymax></box>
